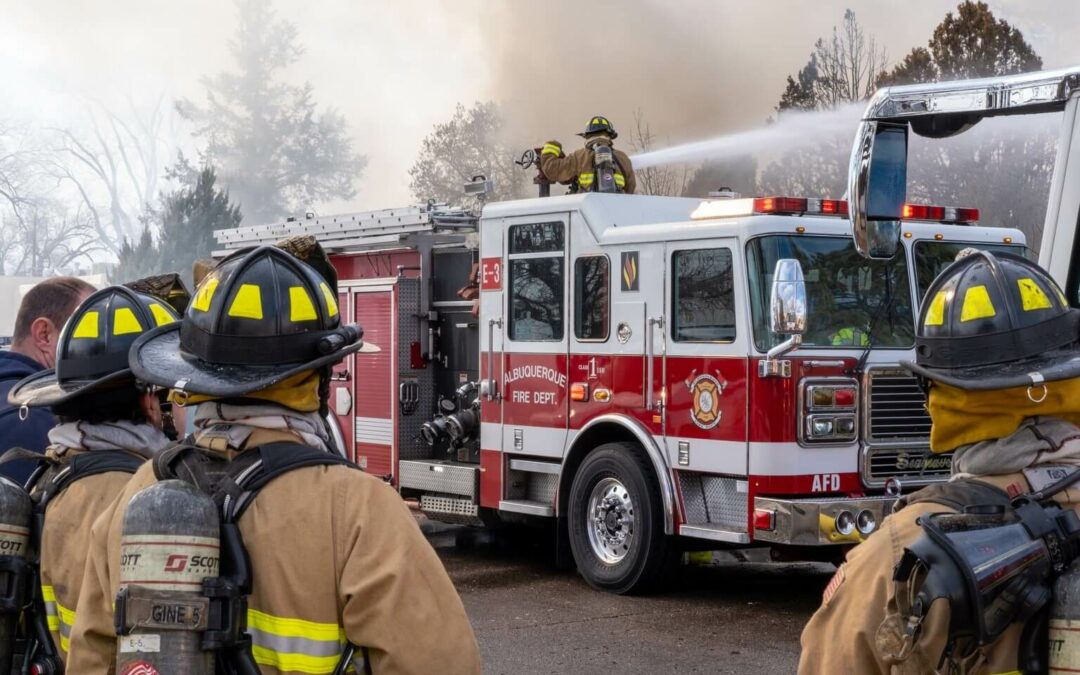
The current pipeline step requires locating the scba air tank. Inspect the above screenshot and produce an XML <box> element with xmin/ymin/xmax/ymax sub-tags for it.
<box><xmin>0</xmin><ymin>478</ymin><xmax>30</xmax><ymax>675</ymax></box>
<box><xmin>116</xmin><ymin>480</ymin><xmax>220</xmax><ymax>675</ymax></box>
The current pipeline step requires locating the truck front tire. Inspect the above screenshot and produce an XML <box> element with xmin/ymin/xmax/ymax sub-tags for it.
<box><xmin>567</xmin><ymin>442</ymin><xmax>671</xmax><ymax>594</ymax></box>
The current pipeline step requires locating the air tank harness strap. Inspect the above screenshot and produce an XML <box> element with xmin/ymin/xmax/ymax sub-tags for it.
<box><xmin>141</xmin><ymin>441</ymin><xmax>364</xmax><ymax>675</ymax></box>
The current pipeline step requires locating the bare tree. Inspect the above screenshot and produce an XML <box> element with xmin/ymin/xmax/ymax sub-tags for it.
<box><xmin>409</xmin><ymin>101</ymin><xmax>530</xmax><ymax>205</ymax></box>
<box><xmin>777</xmin><ymin>9</ymin><xmax>888</xmax><ymax>112</ymax></box>
<box><xmin>1</xmin><ymin>201</ymin><xmax>102</xmax><ymax>276</ymax></box>
<box><xmin>46</xmin><ymin>94</ymin><xmax>173</xmax><ymax>255</ymax></box>
<box><xmin>627</xmin><ymin>109</ymin><xmax>689</xmax><ymax>197</ymax></box>
<box><xmin>0</xmin><ymin>120</ymin><xmax>105</xmax><ymax>275</ymax></box>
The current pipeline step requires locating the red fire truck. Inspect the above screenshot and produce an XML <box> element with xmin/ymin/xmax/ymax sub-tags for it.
<box><xmin>214</xmin><ymin>191</ymin><xmax>1023</xmax><ymax>593</ymax></box>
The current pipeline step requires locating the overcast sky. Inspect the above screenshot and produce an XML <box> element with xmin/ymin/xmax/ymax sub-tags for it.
<box><xmin>2</xmin><ymin>0</ymin><xmax>1079</xmax><ymax>212</ymax></box>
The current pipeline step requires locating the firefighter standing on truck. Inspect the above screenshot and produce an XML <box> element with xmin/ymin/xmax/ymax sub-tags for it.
<box><xmin>66</xmin><ymin>246</ymin><xmax>481</xmax><ymax>674</ymax></box>
<box><xmin>799</xmin><ymin>251</ymin><xmax>1080</xmax><ymax>674</ymax></box>
<box><xmin>3</xmin><ymin>286</ymin><xmax>180</xmax><ymax>665</ymax></box>
<box><xmin>540</xmin><ymin>116</ymin><xmax>636</xmax><ymax>194</ymax></box>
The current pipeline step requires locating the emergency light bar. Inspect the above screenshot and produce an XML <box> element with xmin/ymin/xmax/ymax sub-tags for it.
<box><xmin>691</xmin><ymin>196</ymin><xmax>848</xmax><ymax>220</ymax></box>
<box><xmin>901</xmin><ymin>203</ymin><xmax>979</xmax><ymax>224</ymax></box>
<box><xmin>691</xmin><ymin>195</ymin><xmax>978</xmax><ymax>226</ymax></box>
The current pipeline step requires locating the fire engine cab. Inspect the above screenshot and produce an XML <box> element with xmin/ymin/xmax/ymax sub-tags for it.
<box><xmin>214</xmin><ymin>191</ymin><xmax>1023</xmax><ymax>594</ymax></box>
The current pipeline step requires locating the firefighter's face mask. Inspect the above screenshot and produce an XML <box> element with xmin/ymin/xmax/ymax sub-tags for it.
<box><xmin>894</xmin><ymin>499</ymin><xmax>1080</xmax><ymax>659</ymax></box>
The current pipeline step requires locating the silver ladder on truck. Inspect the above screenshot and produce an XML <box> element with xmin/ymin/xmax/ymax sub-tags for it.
<box><xmin>212</xmin><ymin>203</ymin><xmax>479</xmax><ymax>254</ymax></box>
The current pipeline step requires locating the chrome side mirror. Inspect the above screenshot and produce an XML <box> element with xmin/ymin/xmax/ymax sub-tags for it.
<box><xmin>769</xmin><ymin>259</ymin><xmax>807</xmax><ymax>336</ymax></box>
<box><xmin>761</xmin><ymin>259</ymin><xmax>806</xmax><ymax>378</ymax></box>
<box><xmin>849</xmin><ymin>121</ymin><xmax>908</xmax><ymax>260</ymax></box>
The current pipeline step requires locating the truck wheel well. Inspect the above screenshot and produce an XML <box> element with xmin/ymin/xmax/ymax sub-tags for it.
<box><xmin>558</xmin><ymin>423</ymin><xmax>642</xmax><ymax>515</ymax></box>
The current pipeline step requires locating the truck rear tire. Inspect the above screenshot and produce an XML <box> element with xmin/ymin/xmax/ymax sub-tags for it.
<box><xmin>568</xmin><ymin>442</ymin><xmax>671</xmax><ymax>594</ymax></box>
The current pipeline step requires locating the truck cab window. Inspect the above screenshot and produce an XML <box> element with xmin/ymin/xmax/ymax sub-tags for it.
<box><xmin>672</xmin><ymin>248</ymin><xmax>736</xmax><ymax>342</ymax></box>
<box><xmin>508</xmin><ymin>222</ymin><xmax>565</xmax><ymax>341</ymax></box>
<box><xmin>574</xmin><ymin>256</ymin><xmax>609</xmax><ymax>341</ymax></box>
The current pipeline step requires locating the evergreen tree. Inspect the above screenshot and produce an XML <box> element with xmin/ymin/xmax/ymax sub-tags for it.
<box><xmin>177</xmin><ymin>0</ymin><xmax>366</xmax><ymax>223</ymax></box>
<box><xmin>112</xmin><ymin>226</ymin><xmax>159</xmax><ymax>283</ymax></box>
<box><xmin>112</xmin><ymin>168</ymin><xmax>242</xmax><ymax>286</ymax></box>
<box><xmin>157</xmin><ymin>168</ymin><xmax>243</xmax><ymax>286</ymax></box>
<box><xmin>882</xmin><ymin>1</ymin><xmax>1042</xmax><ymax>85</ymax></box>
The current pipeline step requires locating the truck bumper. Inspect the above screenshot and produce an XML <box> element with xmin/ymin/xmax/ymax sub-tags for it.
<box><xmin>751</xmin><ymin>495</ymin><xmax>896</xmax><ymax>546</ymax></box>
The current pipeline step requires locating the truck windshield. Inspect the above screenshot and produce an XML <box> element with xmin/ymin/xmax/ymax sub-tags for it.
<box><xmin>912</xmin><ymin>241</ymin><xmax>1028</xmax><ymax>300</ymax></box>
<box><xmin>747</xmin><ymin>235</ymin><xmax>915</xmax><ymax>350</ymax></box>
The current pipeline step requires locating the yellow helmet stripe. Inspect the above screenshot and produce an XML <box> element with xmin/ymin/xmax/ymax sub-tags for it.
<box><xmin>112</xmin><ymin>307</ymin><xmax>143</xmax><ymax>335</ymax></box>
<box><xmin>71</xmin><ymin>311</ymin><xmax>100</xmax><ymax>339</ymax></box>
<box><xmin>228</xmin><ymin>284</ymin><xmax>264</xmax><ymax>320</ymax></box>
<box><xmin>1017</xmin><ymin>277</ymin><xmax>1052</xmax><ymax>311</ymax></box>
<box><xmin>148</xmin><ymin>303</ymin><xmax>178</xmax><ymax>327</ymax></box>
<box><xmin>924</xmin><ymin>290</ymin><xmax>948</xmax><ymax>327</ymax></box>
<box><xmin>959</xmin><ymin>285</ymin><xmax>996</xmax><ymax>322</ymax></box>
<box><xmin>192</xmin><ymin>277</ymin><xmax>219</xmax><ymax>312</ymax></box>
<box><xmin>290</xmin><ymin>286</ymin><xmax>318</xmax><ymax>322</ymax></box>
<box><xmin>319</xmin><ymin>283</ymin><xmax>338</xmax><ymax>318</ymax></box>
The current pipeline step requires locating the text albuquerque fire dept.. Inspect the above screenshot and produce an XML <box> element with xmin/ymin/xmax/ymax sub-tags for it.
<box><xmin>503</xmin><ymin>365</ymin><xmax>568</xmax><ymax>389</ymax></box>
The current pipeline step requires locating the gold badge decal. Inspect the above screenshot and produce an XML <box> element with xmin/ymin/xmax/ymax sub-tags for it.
<box><xmin>689</xmin><ymin>374</ymin><xmax>723</xmax><ymax>430</ymax></box>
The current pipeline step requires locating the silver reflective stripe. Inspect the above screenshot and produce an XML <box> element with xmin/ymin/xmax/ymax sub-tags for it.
<box><xmin>248</xmin><ymin>626</ymin><xmax>344</xmax><ymax>657</ymax></box>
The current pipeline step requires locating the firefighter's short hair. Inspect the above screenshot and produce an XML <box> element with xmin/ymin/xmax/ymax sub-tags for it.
<box><xmin>13</xmin><ymin>277</ymin><xmax>95</xmax><ymax>343</ymax></box>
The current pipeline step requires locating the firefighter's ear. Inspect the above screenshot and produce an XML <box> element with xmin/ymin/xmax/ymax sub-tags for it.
<box><xmin>139</xmin><ymin>389</ymin><xmax>164</xmax><ymax>428</ymax></box>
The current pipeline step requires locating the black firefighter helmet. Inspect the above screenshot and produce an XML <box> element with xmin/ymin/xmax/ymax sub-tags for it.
<box><xmin>129</xmin><ymin>246</ymin><xmax>377</xmax><ymax>399</ymax></box>
<box><xmin>903</xmin><ymin>250</ymin><xmax>1080</xmax><ymax>390</ymax></box>
<box><xmin>8</xmin><ymin>286</ymin><xmax>181</xmax><ymax>408</ymax></box>
<box><xmin>578</xmin><ymin>116</ymin><xmax>618</xmax><ymax>139</ymax></box>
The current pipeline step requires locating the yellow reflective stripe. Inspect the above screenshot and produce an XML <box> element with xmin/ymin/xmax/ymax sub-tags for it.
<box><xmin>542</xmin><ymin>143</ymin><xmax>562</xmax><ymax>156</ymax></box>
<box><xmin>192</xmin><ymin>277</ymin><xmax>219</xmax><ymax>312</ymax></box>
<box><xmin>290</xmin><ymin>286</ymin><xmax>318</xmax><ymax>322</ymax></box>
<box><xmin>247</xmin><ymin>608</ymin><xmax>345</xmax><ymax>642</ymax></box>
<box><xmin>924</xmin><ymin>290</ymin><xmax>948</xmax><ymax>327</ymax></box>
<box><xmin>959</xmin><ymin>284</ymin><xmax>996</xmax><ymax>322</ymax></box>
<box><xmin>57</xmin><ymin>599</ymin><xmax>75</xmax><ymax>653</ymax></box>
<box><xmin>149</xmin><ymin>302</ymin><xmax>178</xmax><ymax>326</ymax></box>
<box><xmin>41</xmin><ymin>584</ymin><xmax>59</xmax><ymax>631</ymax></box>
<box><xmin>1017</xmin><ymin>277</ymin><xmax>1052</xmax><ymax>311</ymax></box>
<box><xmin>228</xmin><ymin>284</ymin><xmax>264</xmax><ymax>320</ymax></box>
<box><xmin>578</xmin><ymin>172</ymin><xmax>594</xmax><ymax>187</ymax></box>
<box><xmin>72</xmin><ymin>311</ymin><xmax>99</xmax><ymax>339</ymax></box>
<box><xmin>251</xmin><ymin>645</ymin><xmax>342</xmax><ymax>674</ymax></box>
<box><xmin>614</xmin><ymin>173</ymin><xmax>626</xmax><ymax>188</ymax></box>
<box><xmin>320</xmin><ymin>283</ymin><xmax>339</xmax><ymax>318</ymax></box>
<box><xmin>57</xmin><ymin>601</ymin><xmax>75</xmax><ymax>629</ymax></box>
<box><xmin>113</xmin><ymin>307</ymin><xmax>143</xmax><ymax>335</ymax></box>
<box><xmin>247</xmin><ymin>609</ymin><xmax>346</xmax><ymax>674</ymax></box>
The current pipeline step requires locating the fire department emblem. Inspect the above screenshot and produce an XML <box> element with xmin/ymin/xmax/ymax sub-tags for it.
<box><xmin>689</xmin><ymin>374</ymin><xmax>723</xmax><ymax>429</ymax></box>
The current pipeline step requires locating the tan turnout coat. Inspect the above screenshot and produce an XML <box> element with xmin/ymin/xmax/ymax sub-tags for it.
<box><xmin>36</xmin><ymin>448</ymin><xmax>147</xmax><ymax>661</ymax></box>
<box><xmin>799</xmin><ymin>472</ymin><xmax>1080</xmax><ymax>674</ymax></box>
<box><xmin>539</xmin><ymin>142</ymin><xmax>636</xmax><ymax>194</ymax></box>
<box><xmin>66</xmin><ymin>430</ymin><xmax>481</xmax><ymax>675</ymax></box>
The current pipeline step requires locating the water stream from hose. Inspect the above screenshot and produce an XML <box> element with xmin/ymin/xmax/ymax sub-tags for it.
<box><xmin>629</xmin><ymin>103</ymin><xmax>865</xmax><ymax>169</ymax></box>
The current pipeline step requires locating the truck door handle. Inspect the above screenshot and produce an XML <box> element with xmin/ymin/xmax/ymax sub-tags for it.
<box><xmin>646</xmin><ymin>316</ymin><xmax>664</xmax><ymax>411</ymax></box>
<box><xmin>482</xmin><ymin>317</ymin><xmax>503</xmax><ymax>401</ymax></box>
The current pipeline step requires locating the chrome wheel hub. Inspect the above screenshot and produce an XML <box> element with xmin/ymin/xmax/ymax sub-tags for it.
<box><xmin>586</xmin><ymin>477</ymin><xmax>635</xmax><ymax>564</ymax></box>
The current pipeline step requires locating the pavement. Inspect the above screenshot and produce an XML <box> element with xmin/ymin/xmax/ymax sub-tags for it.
<box><xmin>419</xmin><ymin>516</ymin><xmax>835</xmax><ymax>675</ymax></box>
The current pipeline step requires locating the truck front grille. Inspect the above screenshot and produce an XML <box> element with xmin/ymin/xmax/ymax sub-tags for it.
<box><xmin>863</xmin><ymin>367</ymin><xmax>946</xmax><ymax>487</ymax></box>
<box><xmin>866</xmin><ymin>368</ymin><xmax>931</xmax><ymax>441</ymax></box>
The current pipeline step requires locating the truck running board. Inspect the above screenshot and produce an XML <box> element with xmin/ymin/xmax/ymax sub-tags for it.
<box><xmin>499</xmin><ymin>500</ymin><xmax>555</xmax><ymax>517</ymax></box>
